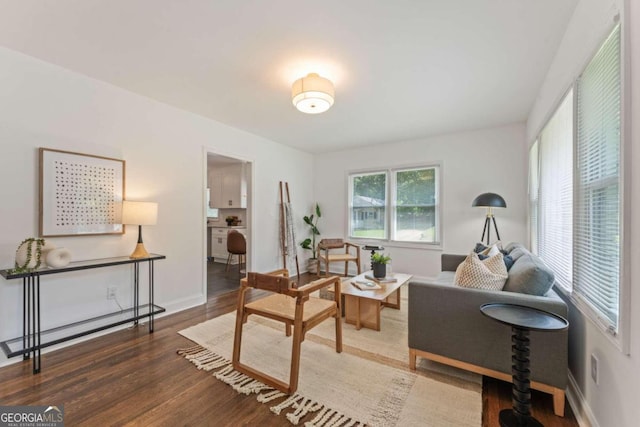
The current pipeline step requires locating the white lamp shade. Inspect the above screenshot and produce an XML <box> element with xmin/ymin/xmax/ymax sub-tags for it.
<box><xmin>291</xmin><ymin>73</ymin><xmax>335</xmax><ymax>114</ymax></box>
<box><xmin>122</xmin><ymin>201</ymin><xmax>158</xmax><ymax>225</ymax></box>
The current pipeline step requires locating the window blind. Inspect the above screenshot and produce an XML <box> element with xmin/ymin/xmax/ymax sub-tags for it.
<box><xmin>574</xmin><ymin>24</ymin><xmax>621</xmax><ymax>329</ymax></box>
<box><xmin>538</xmin><ymin>91</ymin><xmax>573</xmax><ymax>291</ymax></box>
<box><xmin>528</xmin><ymin>141</ymin><xmax>539</xmax><ymax>254</ymax></box>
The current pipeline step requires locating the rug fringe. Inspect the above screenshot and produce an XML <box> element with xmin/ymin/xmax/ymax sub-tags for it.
<box><xmin>176</xmin><ymin>345</ymin><xmax>205</xmax><ymax>356</ymax></box>
<box><xmin>270</xmin><ymin>394</ymin><xmax>325</xmax><ymax>425</ymax></box>
<box><xmin>258</xmin><ymin>390</ymin><xmax>287</xmax><ymax>403</ymax></box>
<box><xmin>213</xmin><ymin>365</ymin><xmax>274</xmax><ymax>395</ymax></box>
<box><xmin>270</xmin><ymin>393</ymin><xmax>303</xmax><ymax>415</ymax></box>
<box><xmin>287</xmin><ymin>396</ymin><xmax>323</xmax><ymax>425</ymax></box>
<box><xmin>178</xmin><ymin>345</ymin><xmax>364</xmax><ymax>426</ymax></box>
<box><xmin>304</xmin><ymin>406</ymin><xmax>359</xmax><ymax>427</ymax></box>
<box><xmin>177</xmin><ymin>345</ymin><xmax>230</xmax><ymax>371</ymax></box>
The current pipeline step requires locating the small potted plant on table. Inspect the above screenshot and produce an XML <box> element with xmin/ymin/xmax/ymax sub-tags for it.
<box><xmin>371</xmin><ymin>252</ymin><xmax>391</xmax><ymax>278</ymax></box>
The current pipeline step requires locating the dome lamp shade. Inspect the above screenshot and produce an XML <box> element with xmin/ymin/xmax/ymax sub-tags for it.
<box><xmin>472</xmin><ymin>193</ymin><xmax>507</xmax><ymax>208</ymax></box>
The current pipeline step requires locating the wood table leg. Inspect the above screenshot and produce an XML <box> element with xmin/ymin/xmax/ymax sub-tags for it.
<box><xmin>344</xmin><ymin>294</ymin><xmax>388</xmax><ymax>330</ymax></box>
<box><xmin>382</xmin><ymin>287</ymin><xmax>401</xmax><ymax>309</ymax></box>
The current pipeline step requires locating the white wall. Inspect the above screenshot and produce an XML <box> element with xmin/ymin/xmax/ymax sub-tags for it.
<box><xmin>312</xmin><ymin>123</ymin><xmax>528</xmax><ymax>279</ymax></box>
<box><xmin>527</xmin><ymin>0</ymin><xmax>640</xmax><ymax>426</ymax></box>
<box><xmin>0</xmin><ymin>47</ymin><xmax>314</xmax><ymax>366</ymax></box>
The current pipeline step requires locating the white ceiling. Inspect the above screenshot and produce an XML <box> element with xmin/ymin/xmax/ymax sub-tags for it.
<box><xmin>0</xmin><ymin>1</ymin><xmax>578</xmax><ymax>154</ymax></box>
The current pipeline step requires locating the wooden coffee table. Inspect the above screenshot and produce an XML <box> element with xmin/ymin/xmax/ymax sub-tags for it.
<box><xmin>342</xmin><ymin>272</ymin><xmax>412</xmax><ymax>331</ymax></box>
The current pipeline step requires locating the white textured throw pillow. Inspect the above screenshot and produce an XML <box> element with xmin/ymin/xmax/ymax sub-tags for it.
<box><xmin>454</xmin><ymin>252</ymin><xmax>508</xmax><ymax>291</ymax></box>
<box><xmin>480</xmin><ymin>243</ymin><xmax>501</xmax><ymax>257</ymax></box>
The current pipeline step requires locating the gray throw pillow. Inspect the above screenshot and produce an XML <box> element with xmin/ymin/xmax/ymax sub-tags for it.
<box><xmin>504</xmin><ymin>242</ymin><xmax>524</xmax><ymax>253</ymax></box>
<box><xmin>503</xmin><ymin>252</ymin><xmax>555</xmax><ymax>295</ymax></box>
<box><xmin>508</xmin><ymin>246</ymin><xmax>528</xmax><ymax>261</ymax></box>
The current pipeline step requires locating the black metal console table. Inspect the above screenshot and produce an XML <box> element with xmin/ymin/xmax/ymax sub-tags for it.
<box><xmin>0</xmin><ymin>254</ymin><xmax>166</xmax><ymax>374</ymax></box>
<box><xmin>480</xmin><ymin>303</ymin><xmax>568</xmax><ymax>427</ymax></box>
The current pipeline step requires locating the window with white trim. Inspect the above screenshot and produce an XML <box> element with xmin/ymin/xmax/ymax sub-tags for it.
<box><xmin>530</xmin><ymin>24</ymin><xmax>623</xmax><ymax>337</ymax></box>
<box><xmin>574</xmin><ymin>24</ymin><xmax>622</xmax><ymax>330</ymax></box>
<box><xmin>537</xmin><ymin>90</ymin><xmax>574</xmax><ymax>292</ymax></box>
<box><xmin>528</xmin><ymin>140</ymin><xmax>539</xmax><ymax>254</ymax></box>
<box><xmin>349</xmin><ymin>166</ymin><xmax>440</xmax><ymax>244</ymax></box>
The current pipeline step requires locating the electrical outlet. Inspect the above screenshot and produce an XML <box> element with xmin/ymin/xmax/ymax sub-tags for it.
<box><xmin>591</xmin><ymin>353</ymin><xmax>599</xmax><ymax>385</ymax></box>
<box><xmin>107</xmin><ymin>286</ymin><xmax>117</xmax><ymax>300</ymax></box>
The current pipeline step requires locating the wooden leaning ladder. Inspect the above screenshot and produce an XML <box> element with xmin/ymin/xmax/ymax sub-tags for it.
<box><xmin>279</xmin><ymin>181</ymin><xmax>300</xmax><ymax>278</ymax></box>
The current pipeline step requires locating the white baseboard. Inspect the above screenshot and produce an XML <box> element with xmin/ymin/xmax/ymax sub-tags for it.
<box><xmin>161</xmin><ymin>294</ymin><xmax>206</xmax><ymax>314</ymax></box>
<box><xmin>567</xmin><ymin>372</ymin><xmax>600</xmax><ymax>427</ymax></box>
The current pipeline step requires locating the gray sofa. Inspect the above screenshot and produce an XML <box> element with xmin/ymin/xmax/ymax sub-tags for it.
<box><xmin>408</xmin><ymin>243</ymin><xmax>568</xmax><ymax>416</ymax></box>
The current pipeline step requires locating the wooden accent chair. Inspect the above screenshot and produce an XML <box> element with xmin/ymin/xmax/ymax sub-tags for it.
<box><xmin>225</xmin><ymin>230</ymin><xmax>246</xmax><ymax>274</ymax></box>
<box><xmin>232</xmin><ymin>269</ymin><xmax>342</xmax><ymax>394</ymax></box>
<box><xmin>317</xmin><ymin>238</ymin><xmax>361</xmax><ymax>277</ymax></box>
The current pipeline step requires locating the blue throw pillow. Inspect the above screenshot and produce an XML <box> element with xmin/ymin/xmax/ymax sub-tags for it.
<box><xmin>503</xmin><ymin>255</ymin><xmax>515</xmax><ymax>271</ymax></box>
<box><xmin>474</xmin><ymin>243</ymin><xmax>488</xmax><ymax>253</ymax></box>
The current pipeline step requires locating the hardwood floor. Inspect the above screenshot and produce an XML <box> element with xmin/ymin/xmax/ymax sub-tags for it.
<box><xmin>0</xmin><ymin>273</ymin><xmax>578</xmax><ymax>426</ymax></box>
<box><xmin>207</xmin><ymin>259</ymin><xmax>243</xmax><ymax>298</ymax></box>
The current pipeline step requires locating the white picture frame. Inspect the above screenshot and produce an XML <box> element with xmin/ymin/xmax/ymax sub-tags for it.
<box><xmin>39</xmin><ymin>148</ymin><xmax>125</xmax><ymax>237</ymax></box>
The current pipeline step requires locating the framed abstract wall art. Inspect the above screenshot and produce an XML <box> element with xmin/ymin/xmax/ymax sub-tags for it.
<box><xmin>39</xmin><ymin>148</ymin><xmax>125</xmax><ymax>237</ymax></box>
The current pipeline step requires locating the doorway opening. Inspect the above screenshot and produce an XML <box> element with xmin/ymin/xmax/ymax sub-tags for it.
<box><xmin>205</xmin><ymin>152</ymin><xmax>251</xmax><ymax>300</ymax></box>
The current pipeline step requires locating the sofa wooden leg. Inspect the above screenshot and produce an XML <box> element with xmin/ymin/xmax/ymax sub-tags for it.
<box><xmin>552</xmin><ymin>388</ymin><xmax>565</xmax><ymax>417</ymax></box>
<box><xmin>409</xmin><ymin>348</ymin><xmax>417</xmax><ymax>370</ymax></box>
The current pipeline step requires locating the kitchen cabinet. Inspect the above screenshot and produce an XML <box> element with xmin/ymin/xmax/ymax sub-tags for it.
<box><xmin>209</xmin><ymin>227</ymin><xmax>246</xmax><ymax>263</ymax></box>
<box><xmin>209</xmin><ymin>171</ymin><xmax>224</xmax><ymax>208</ymax></box>
<box><xmin>209</xmin><ymin>163</ymin><xmax>247</xmax><ymax>208</ymax></box>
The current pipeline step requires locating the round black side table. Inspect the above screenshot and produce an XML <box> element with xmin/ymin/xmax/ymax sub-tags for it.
<box><xmin>362</xmin><ymin>245</ymin><xmax>384</xmax><ymax>271</ymax></box>
<box><xmin>480</xmin><ymin>303</ymin><xmax>568</xmax><ymax>427</ymax></box>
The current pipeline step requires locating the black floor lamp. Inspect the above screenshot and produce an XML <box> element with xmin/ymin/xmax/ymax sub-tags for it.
<box><xmin>472</xmin><ymin>193</ymin><xmax>506</xmax><ymax>245</ymax></box>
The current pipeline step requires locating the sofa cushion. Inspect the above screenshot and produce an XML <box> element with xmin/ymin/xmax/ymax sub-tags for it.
<box><xmin>434</xmin><ymin>271</ymin><xmax>456</xmax><ymax>286</ymax></box>
<box><xmin>504</xmin><ymin>242</ymin><xmax>524</xmax><ymax>253</ymax></box>
<box><xmin>503</xmin><ymin>251</ymin><xmax>555</xmax><ymax>295</ymax></box>
<box><xmin>454</xmin><ymin>252</ymin><xmax>508</xmax><ymax>290</ymax></box>
<box><xmin>509</xmin><ymin>247</ymin><xmax>527</xmax><ymax>261</ymax></box>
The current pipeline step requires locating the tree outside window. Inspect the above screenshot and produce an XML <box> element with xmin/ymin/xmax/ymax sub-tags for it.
<box><xmin>349</xmin><ymin>166</ymin><xmax>440</xmax><ymax>244</ymax></box>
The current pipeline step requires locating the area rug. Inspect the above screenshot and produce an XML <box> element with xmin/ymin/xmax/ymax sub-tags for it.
<box><xmin>178</xmin><ymin>292</ymin><xmax>482</xmax><ymax>426</ymax></box>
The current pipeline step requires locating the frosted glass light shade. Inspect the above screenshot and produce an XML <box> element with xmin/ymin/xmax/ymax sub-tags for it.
<box><xmin>291</xmin><ymin>73</ymin><xmax>335</xmax><ymax>114</ymax></box>
<box><xmin>121</xmin><ymin>201</ymin><xmax>158</xmax><ymax>225</ymax></box>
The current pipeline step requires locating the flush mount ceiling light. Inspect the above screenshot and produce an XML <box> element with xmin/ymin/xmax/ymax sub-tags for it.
<box><xmin>291</xmin><ymin>73</ymin><xmax>335</xmax><ymax>114</ymax></box>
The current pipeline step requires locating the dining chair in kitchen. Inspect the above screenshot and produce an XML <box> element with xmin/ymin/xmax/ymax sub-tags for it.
<box><xmin>226</xmin><ymin>230</ymin><xmax>246</xmax><ymax>274</ymax></box>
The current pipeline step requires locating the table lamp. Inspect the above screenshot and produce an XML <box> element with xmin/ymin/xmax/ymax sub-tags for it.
<box><xmin>122</xmin><ymin>201</ymin><xmax>158</xmax><ymax>259</ymax></box>
<box><xmin>472</xmin><ymin>192</ymin><xmax>506</xmax><ymax>245</ymax></box>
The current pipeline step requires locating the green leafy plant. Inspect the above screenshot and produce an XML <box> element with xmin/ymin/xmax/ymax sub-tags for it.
<box><xmin>300</xmin><ymin>203</ymin><xmax>321</xmax><ymax>259</ymax></box>
<box><xmin>371</xmin><ymin>252</ymin><xmax>391</xmax><ymax>265</ymax></box>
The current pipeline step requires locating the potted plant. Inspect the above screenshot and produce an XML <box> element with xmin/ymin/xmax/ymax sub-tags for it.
<box><xmin>300</xmin><ymin>203</ymin><xmax>321</xmax><ymax>274</ymax></box>
<box><xmin>226</xmin><ymin>216</ymin><xmax>240</xmax><ymax>226</ymax></box>
<box><xmin>371</xmin><ymin>252</ymin><xmax>391</xmax><ymax>278</ymax></box>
